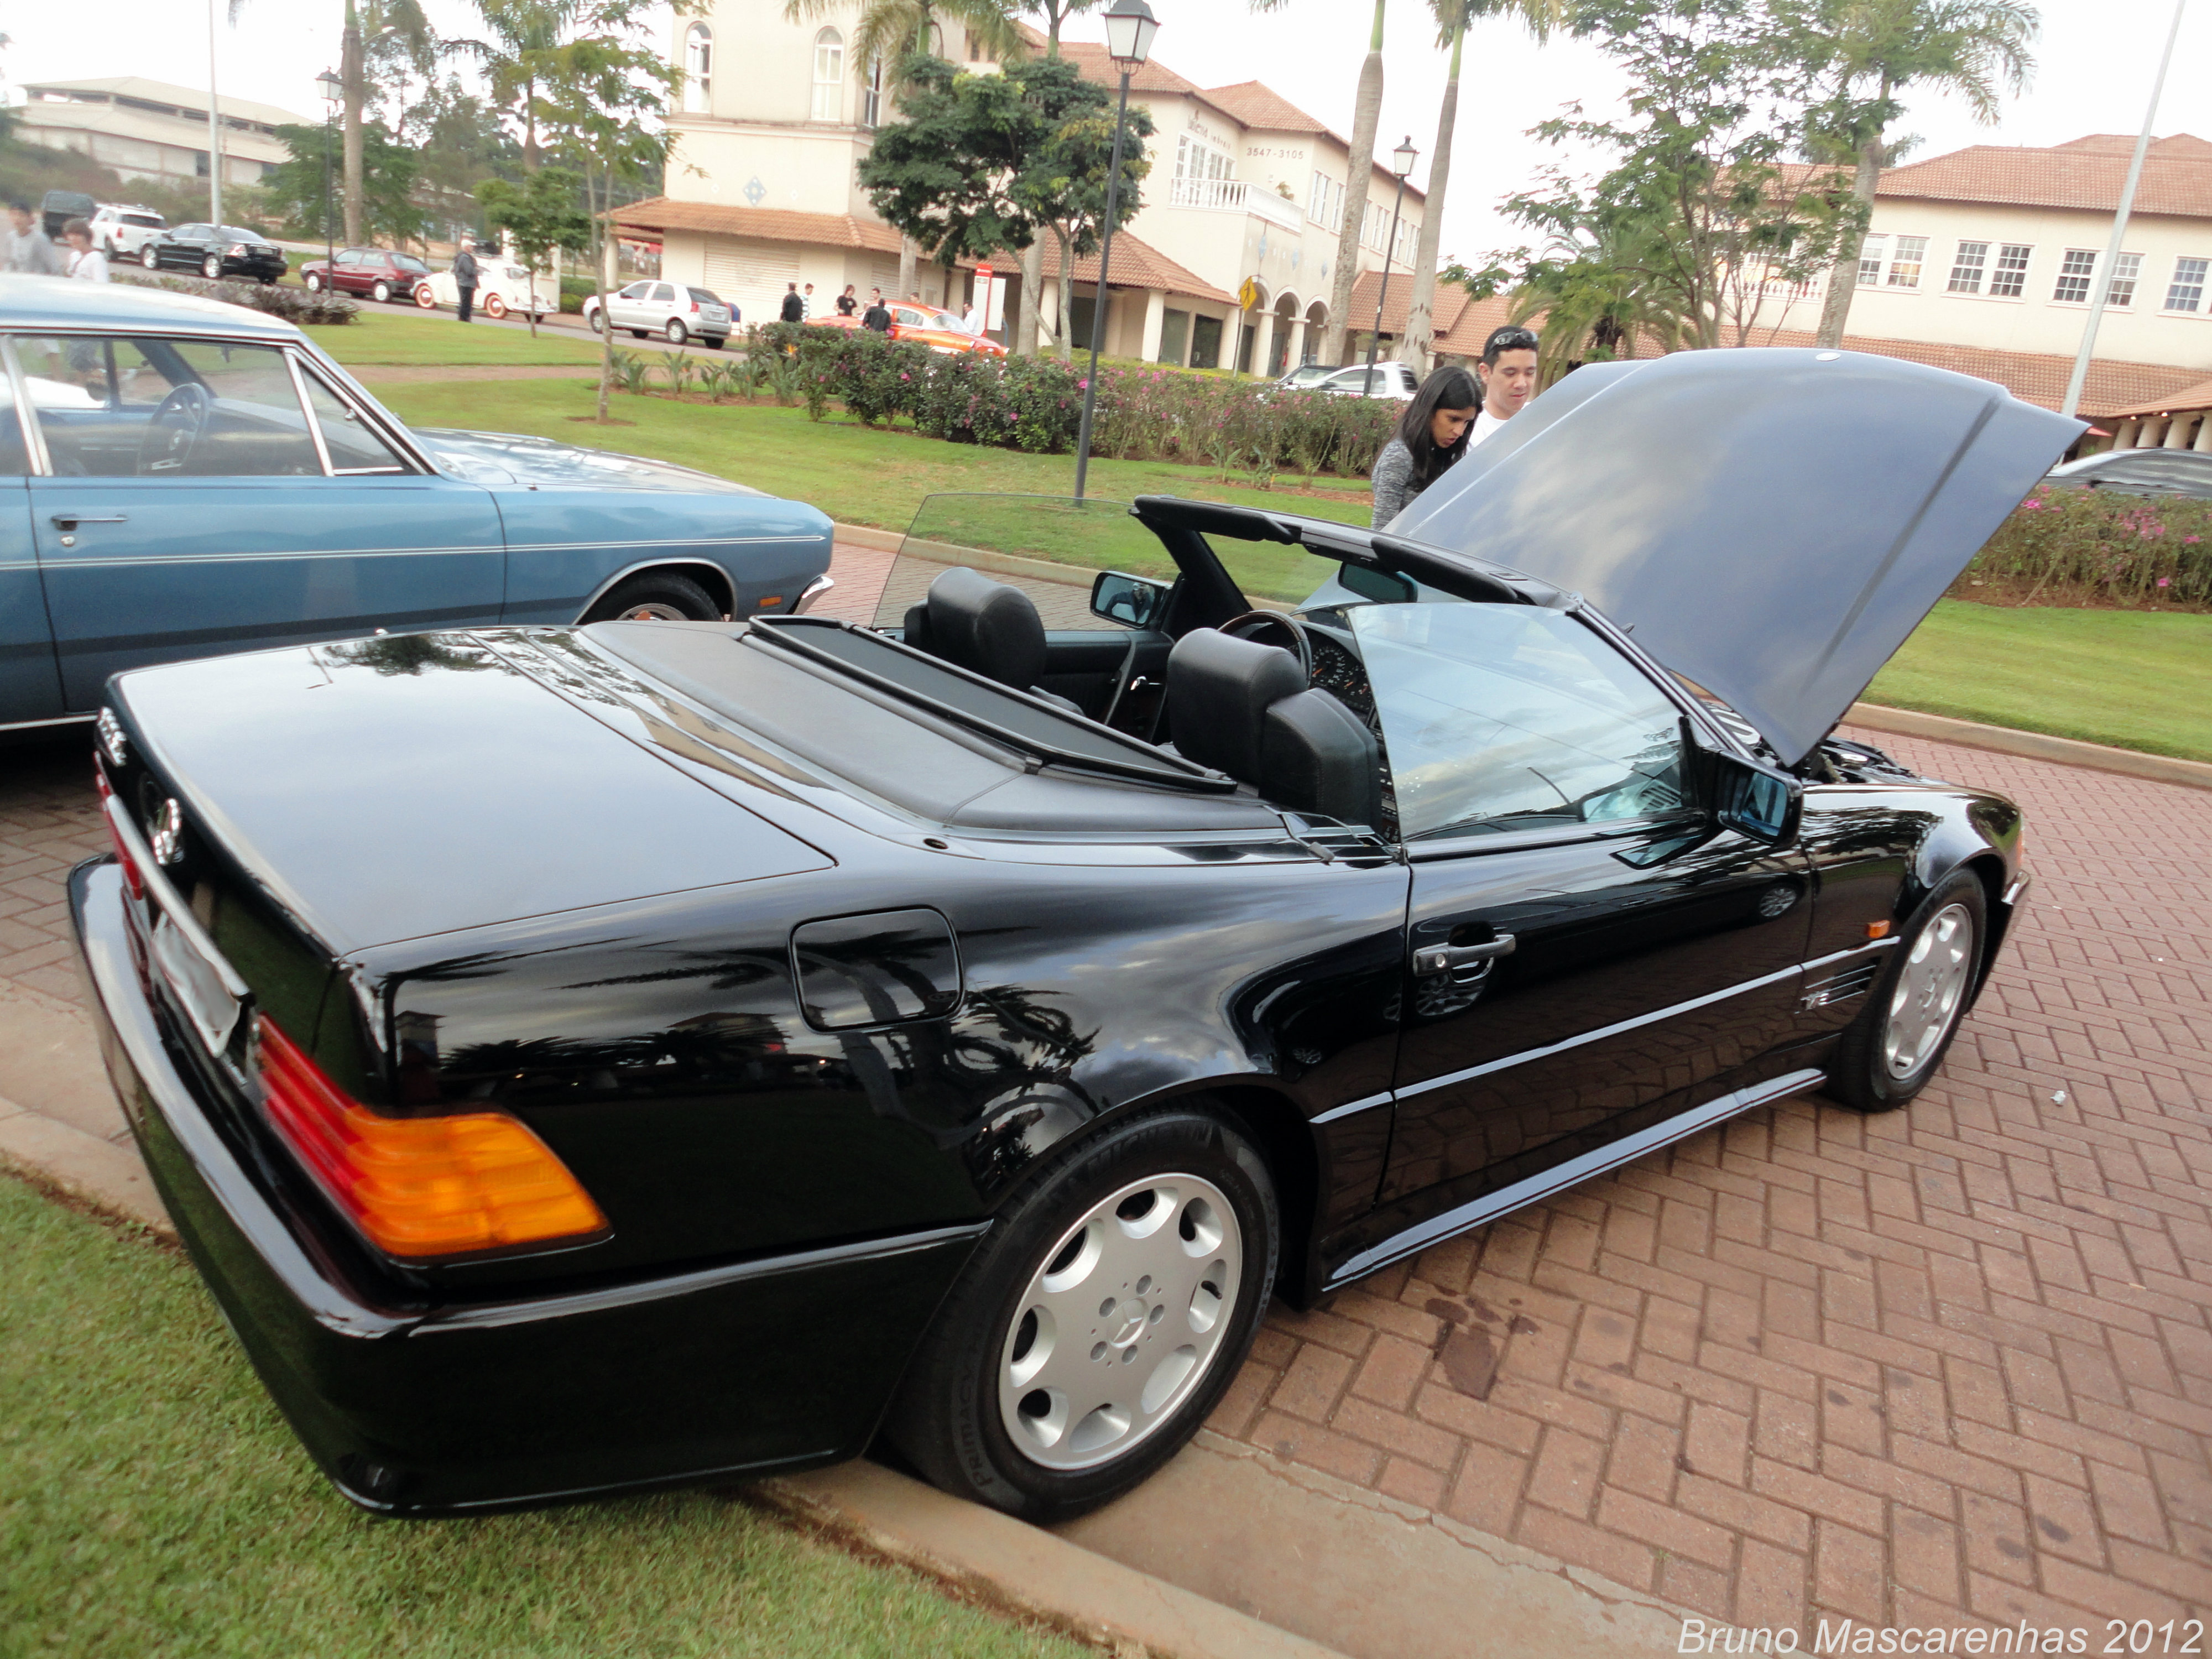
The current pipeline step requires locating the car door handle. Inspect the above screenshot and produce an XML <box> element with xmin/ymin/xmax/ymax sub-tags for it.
<box><xmin>51</xmin><ymin>513</ymin><xmax>128</xmax><ymax>529</ymax></box>
<box><xmin>1412</xmin><ymin>935</ymin><xmax>1517</xmax><ymax>975</ymax></box>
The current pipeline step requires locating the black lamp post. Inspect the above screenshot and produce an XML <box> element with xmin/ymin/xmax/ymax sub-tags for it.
<box><xmin>1362</xmin><ymin>135</ymin><xmax>1419</xmax><ymax>388</ymax></box>
<box><xmin>1071</xmin><ymin>0</ymin><xmax>1159</xmax><ymax>502</ymax></box>
<box><xmin>317</xmin><ymin>69</ymin><xmax>343</xmax><ymax>286</ymax></box>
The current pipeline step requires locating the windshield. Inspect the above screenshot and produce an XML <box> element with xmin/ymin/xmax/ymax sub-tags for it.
<box><xmin>396</xmin><ymin>255</ymin><xmax>429</xmax><ymax>273</ymax></box>
<box><xmin>1350</xmin><ymin>603</ymin><xmax>1689</xmax><ymax>842</ymax></box>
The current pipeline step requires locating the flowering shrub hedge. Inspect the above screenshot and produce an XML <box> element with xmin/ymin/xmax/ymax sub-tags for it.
<box><xmin>1965</xmin><ymin>484</ymin><xmax>2212</xmax><ymax>608</ymax></box>
<box><xmin>737</xmin><ymin>324</ymin><xmax>1395</xmax><ymax>477</ymax></box>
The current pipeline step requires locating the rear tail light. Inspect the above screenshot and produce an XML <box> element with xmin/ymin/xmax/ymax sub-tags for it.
<box><xmin>93</xmin><ymin>764</ymin><xmax>145</xmax><ymax>900</ymax></box>
<box><xmin>255</xmin><ymin>1015</ymin><xmax>607</xmax><ymax>1260</ymax></box>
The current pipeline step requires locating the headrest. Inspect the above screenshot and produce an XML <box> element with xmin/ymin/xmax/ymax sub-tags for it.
<box><xmin>1262</xmin><ymin>688</ymin><xmax>1383</xmax><ymax>830</ymax></box>
<box><xmin>926</xmin><ymin>567</ymin><xmax>1047</xmax><ymax>690</ymax></box>
<box><xmin>1164</xmin><ymin>628</ymin><xmax>1307</xmax><ymax>785</ymax></box>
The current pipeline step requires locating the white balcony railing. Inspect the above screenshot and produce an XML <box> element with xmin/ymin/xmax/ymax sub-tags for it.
<box><xmin>1168</xmin><ymin>177</ymin><xmax>1305</xmax><ymax>232</ymax></box>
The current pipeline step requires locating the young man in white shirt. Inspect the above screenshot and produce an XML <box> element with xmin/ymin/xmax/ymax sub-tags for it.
<box><xmin>1468</xmin><ymin>325</ymin><xmax>1540</xmax><ymax>447</ymax></box>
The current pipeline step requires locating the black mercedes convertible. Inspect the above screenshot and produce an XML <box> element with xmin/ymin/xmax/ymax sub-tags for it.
<box><xmin>71</xmin><ymin>349</ymin><xmax>2078</xmax><ymax>1524</ymax></box>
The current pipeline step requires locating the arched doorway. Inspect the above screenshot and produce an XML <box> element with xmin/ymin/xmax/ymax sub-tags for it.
<box><xmin>1303</xmin><ymin>299</ymin><xmax>1328</xmax><ymax>366</ymax></box>
<box><xmin>1270</xmin><ymin>292</ymin><xmax>1301</xmax><ymax>377</ymax></box>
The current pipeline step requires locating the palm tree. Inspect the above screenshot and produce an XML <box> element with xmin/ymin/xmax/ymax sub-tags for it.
<box><xmin>1401</xmin><ymin>0</ymin><xmax>1562</xmax><ymax>373</ymax></box>
<box><xmin>454</xmin><ymin>0</ymin><xmax>581</xmax><ymax>175</ymax></box>
<box><xmin>1808</xmin><ymin>0</ymin><xmax>2036</xmax><ymax>348</ymax></box>
<box><xmin>342</xmin><ymin>0</ymin><xmax>439</xmax><ymax>243</ymax></box>
<box><xmin>783</xmin><ymin>0</ymin><xmax>1026</xmax><ymax>301</ymax></box>
<box><xmin>1506</xmin><ymin>217</ymin><xmax>1691</xmax><ymax>383</ymax></box>
<box><xmin>1251</xmin><ymin>0</ymin><xmax>1386</xmax><ymax>366</ymax></box>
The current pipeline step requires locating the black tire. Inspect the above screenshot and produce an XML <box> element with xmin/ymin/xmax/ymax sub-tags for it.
<box><xmin>628</xmin><ymin>328</ymin><xmax>649</xmax><ymax>339</ymax></box>
<box><xmin>306</xmin><ymin>271</ymin><xmax>323</xmax><ymax>293</ymax></box>
<box><xmin>372</xmin><ymin>279</ymin><xmax>392</xmax><ymax>304</ymax></box>
<box><xmin>702</xmin><ymin>336</ymin><xmax>725</xmax><ymax>350</ymax></box>
<box><xmin>141</xmin><ymin>245</ymin><xmax>160</xmax><ymax>269</ymax></box>
<box><xmin>665</xmin><ymin>319</ymin><xmax>688</xmax><ymax>346</ymax></box>
<box><xmin>884</xmin><ymin>1103</ymin><xmax>1279</xmax><ymax>1524</ymax></box>
<box><xmin>201</xmin><ymin>254</ymin><xmax>223</xmax><ymax>280</ymax></box>
<box><xmin>588</xmin><ymin>309</ymin><xmax>604</xmax><ymax>334</ymax></box>
<box><xmin>1826</xmin><ymin>869</ymin><xmax>1986</xmax><ymax>1112</ymax></box>
<box><xmin>580</xmin><ymin>572</ymin><xmax>723</xmax><ymax>623</ymax></box>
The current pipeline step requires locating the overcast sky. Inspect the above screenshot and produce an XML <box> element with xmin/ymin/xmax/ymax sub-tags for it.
<box><xmin>3</xmin><ymin>0</ymin><xmax>2198</xmax><ymax>260</ymax></box>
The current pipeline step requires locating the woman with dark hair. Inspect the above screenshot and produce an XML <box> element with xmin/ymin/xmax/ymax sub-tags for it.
<box><xmin>1370</xmin><ymin>364</ymin><xmax>1482</xmax><ymax>527</ymax></box>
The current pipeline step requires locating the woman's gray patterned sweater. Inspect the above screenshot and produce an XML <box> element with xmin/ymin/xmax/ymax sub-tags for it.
<box><xmin>1370</xmin><ymin>438</ymin><xmax>1418</xmax><ymax>527</ymax></box>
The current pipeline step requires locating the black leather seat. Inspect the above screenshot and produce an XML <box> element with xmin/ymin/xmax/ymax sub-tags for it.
<box><xmin>1163</xmin><ymin>628</ymin><xmax>1383</xmax><ymax>831</ymax></box>
<box><xmin>905</xmin><ymin>568</ymin><xmax>1081</xmax><ymax>712</ymax></box>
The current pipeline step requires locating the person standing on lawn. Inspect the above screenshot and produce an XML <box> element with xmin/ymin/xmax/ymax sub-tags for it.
<box><xmin>780</xmin><ymin>283</ymin><xmax>805</xmax><ymax>324</ymax></box>
<box><xmin>4</xmin><ymin>202</ymin><xmax>63</xmax><ymax>274</ymax></box>
<box><xmin>862</xmin><ymin>290</ymin><xmax>893</xmax><ymax>332</ymax></box>
<box><xmin>452</xmin><ymin>238</ymin><xmax>481</xmax><ymax>323</ymax></box>
<box><xmin>61</xmin><ymin>220</ymin><xmax>108</xmax><ymax>282</ymax></box>
<box><xmin>1370</xmin><ymin>364</ymin><xmax>1483</xmax><ymax>528</ymax></box>
<box><xmin>1467</xmin><ymin>325</ymin><xmax>1541</xmax><ymax>448</ymax></box>
<box><xmin>836</xmin><ymin>284</ymin><xmax>858</xmax><ymax>317</ymax></box>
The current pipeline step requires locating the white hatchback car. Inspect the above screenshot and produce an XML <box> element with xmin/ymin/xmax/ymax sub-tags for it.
<box><xmin>91</xmin><ymin>205</ymin><xmax>168</xmax><ymax>261</ymax></box>
<box><xmin>415</xmin><ymin>261</ymin><xmax>559</xmax><ymax>323</ymax></box>
<box><xmin>583</xmin><ymin>280</ymin><xmax>735</xmax><ymax>348</ymax></box>
<box><xmin>1314</xmin><ymin>360</ymin><xmax>1421</xmax><ymax>400</ymax></box>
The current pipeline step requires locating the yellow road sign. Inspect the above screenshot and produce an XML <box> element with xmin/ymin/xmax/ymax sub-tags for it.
<box><xmin>1237</xmin><ymin>277</ymin><xmax>1260</xmax><ymax>311</ymax></box>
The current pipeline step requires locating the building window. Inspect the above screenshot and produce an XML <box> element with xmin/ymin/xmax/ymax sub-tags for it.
<box><xmin>812</xmin><ymin>28</ymin><xmax>844</xmax><ymax>122</ymax></box>
<box><xmin>1886</xmin><ymin>234</ymin><xmax>1927</xmax><ymax>288</ymax></box>
<box><xmin>1856</xmin><ymin>234</ymin><xmax>1887</xmax><ymax>286</ymax></box>
<box><xmin>1948</xmin><ymin>241</ymin><xmax>1987</xmax><ymax>293</ymax></box>
<box><xmin>1990</xmin><ymin>243</ymin><xmax>2031</xmax><ymax>298</ymax></box>
<box><xmin>2053</xmin><ymin>248</ymin><xmax>2097</xmax><ymax>304</ymax></box>
<box><xmin>2166</xmin><ymin>256</ymin><xmax>2208</xmax><ymax>313</ymax></box>
<box><xmin>861</xmin><ymin>56</ymin><xmax>883</xmax><ymax>128</ymax></box>
<box><xmin>682</xmin><ymin>23</ymin><xmax>712</xmax><ymax>114</ymax></box>
<box><xmin>2106</xmin><ymin>251</ymin><xmax>2142</xmax><ymax>308</ymax></box>
<box><xmin>1306</xmin><ymin>171</ymin><xmax>1343</xmax><ymax>233</ymax></box>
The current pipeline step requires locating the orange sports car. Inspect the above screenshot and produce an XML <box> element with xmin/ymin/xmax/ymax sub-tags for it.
<box><xmin>806</xmin><ymin>306</ymin><xmax>1004</xmax><ymax>356</ymax></box>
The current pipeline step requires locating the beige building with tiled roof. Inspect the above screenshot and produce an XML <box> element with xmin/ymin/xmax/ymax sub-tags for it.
<box><xmin>14</xmin><ymin>76</ymin><xmax>307</xmax><ymax>192</ymax></box>
<box><xmin>651</xmin><ymin>2</ymin><xmax>1424</xmax><ymax>369</ymax></box>
<box><xmin>1756</xmin><ymin>134</ymin><xmax>2212</xmax><ymax>386</ymax></box>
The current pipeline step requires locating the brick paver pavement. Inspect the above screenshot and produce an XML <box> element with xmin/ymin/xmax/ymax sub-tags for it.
<box><xmin>4</xmin><ymin>643</ymin><xmax>2205</xmax><ymax>1644</ymax></box>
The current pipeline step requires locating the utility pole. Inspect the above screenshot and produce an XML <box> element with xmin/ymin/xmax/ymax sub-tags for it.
<box><xmin>205</xmin><ymin>0</ymin><xmax>224</xmax><ymax>227</ymax></box>
<box><xmin>2061</xmin><ymin>0</ymin><xmax>2188</xmax><ymax>419</ymax></box>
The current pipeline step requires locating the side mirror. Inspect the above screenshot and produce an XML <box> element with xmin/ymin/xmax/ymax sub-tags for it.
<box><xmin>1337</xmin><ymin>561</ymin><xmax>1417</xmax><ymax>604</ymax></box>
<box><xmin>1091</xmin><ymin>569</ymin><xmax>1172</xmax><ymax>630</ymax></box>
<box><xmin>1712</xmin><ymin>751</ymin><xmax>1803</xmax><ymax>846</ymax></box>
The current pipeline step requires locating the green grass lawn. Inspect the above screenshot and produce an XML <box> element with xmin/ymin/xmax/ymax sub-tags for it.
<box><xmin>0</xmin><ymin>1175</ymin><xmax>1079</xmax><ymax>1659</ymax></box>
<box><xmin>311</xmin><ymin>307</ymin><xmax>608</xmax><ymax>368</ymax></box>
<box><xmin>1866</xmin><ymin>600</ymin><xmax>2212</xmax><ymax>762</ymax></box>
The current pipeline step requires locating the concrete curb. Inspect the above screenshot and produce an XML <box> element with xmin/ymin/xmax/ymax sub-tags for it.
<box><xmin>759</xmin><ymin>1459</ymin><xmax>1347</xmax><ymax>1659</ymax></box>
<box><xmin>1845</xmin><ymin>702</ymin><xmax>2212</xmax><ymax>790</ymax></box>
<box><xmin>0</xmin><ymin>1095</ymin><xmax>174</xmax><ymax>1243</ymax></box>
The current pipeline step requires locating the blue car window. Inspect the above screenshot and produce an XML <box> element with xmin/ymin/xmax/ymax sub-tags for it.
<box><xmin>1352</xmin><ymin>603</ymin><xmax>1691</xmax><ymax>842</ymax></box>
<box><xmin>18</xmin><ymin>336</ymin><xmax>320</xmax><ymax>478</ymax></box>
<box><xmin>298</xmin><ymin>372</ymin><xmax>407</xmax><ymax>474</ymax></box>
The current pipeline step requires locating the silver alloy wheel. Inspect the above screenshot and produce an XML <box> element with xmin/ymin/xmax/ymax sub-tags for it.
<box><xmin>306</xmin><ymin>272</ymin><xmax>321</xmax><ymax>291</ymax></box>
<box><xmin>1881</xmin><ymin>902</ymin><xmax>1975</xmax><ymax>1078</ymax></box>
<box><xmin>613</xmin><ymin>601</ymin><xmax>690</xmax><ymax>621</ymax></box>
<box><xmin>202</xmin><ymin>255</ymin><xmax>222</xmax><ymax>279</ymax></box>
<box><xmin>998</xmin><ymin>1172</ymin><xmax>1242</xmax><ymax>1472</ymax></box>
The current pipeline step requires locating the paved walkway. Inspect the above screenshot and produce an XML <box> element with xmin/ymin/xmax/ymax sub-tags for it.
<box><xmin>2</xmin><ymin>605</ymin><xmax>2204</xmax><ymax>1650</ymax></box>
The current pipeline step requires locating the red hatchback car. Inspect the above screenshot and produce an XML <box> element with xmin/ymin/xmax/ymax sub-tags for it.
<box><xmin>301</xmin><ymin>248</ymin><xmax>434</xmax><ymax>305</ymax></box>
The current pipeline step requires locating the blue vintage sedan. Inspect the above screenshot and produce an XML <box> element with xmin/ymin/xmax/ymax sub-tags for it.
<box><xmin>0</xmin><ymin>277</ymin><xmax>834</xmax><ymax>733</ymax></box>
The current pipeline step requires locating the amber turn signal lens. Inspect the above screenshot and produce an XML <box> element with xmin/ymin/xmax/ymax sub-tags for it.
<box><xmin>1867</xmin><ymin>920</ymin><xmax>1892</xmax><ymax>940</ymax></box>
<box><xmin>255</xmin><ymin>1016</ymin><xmax>606</xmax><ymax>1260</ymax></box>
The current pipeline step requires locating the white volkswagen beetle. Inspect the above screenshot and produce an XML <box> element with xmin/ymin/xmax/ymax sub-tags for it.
<box><xmin>415</xmin><ymin>260</ymin><xmax>559</xmax><ymax>323</ymax></box>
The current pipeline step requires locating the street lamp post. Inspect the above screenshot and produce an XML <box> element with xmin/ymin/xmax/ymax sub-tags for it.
<box><xmin>317</xmin><ymin>70</ymin><xmax>343</xmax><ymax>287</ymax></box>
<box><xmin>1072</xmin><ymin>0</ymin><xmax>1160</xmax><ymax>502</ymax></box>
<box><xmin>1362</xmin><ymin>137</ymin><xmax>1419</xmax><ymax>388</ymax></box>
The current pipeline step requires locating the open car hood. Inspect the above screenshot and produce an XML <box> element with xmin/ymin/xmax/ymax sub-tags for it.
<box><xmin>1387</xmin><ymin>349</ymin><xmax>2083</xmax><ymax>765</ymax></box>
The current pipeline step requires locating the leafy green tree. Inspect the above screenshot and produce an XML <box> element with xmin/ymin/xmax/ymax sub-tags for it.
<box><xmin>341</xmin><ymin>0</ymin><xmax>439</xmax><ymax>244</ymax></box>
<box><xmin>267</xmin><ymin>120</ymin><xmax>424</xmax><ymax>247</ymax></box>
<box><xmin>1007</xmin><ymin>56</ymin><xmax>1154</xmax><ymax>361</ymax></box>
<box><xmin>455</xmin><ymin>0</ymin><xmax>582</xmax><ymax>171</ymax></box>
<box><xmin>1797</xmin><ymin>0</ymin><xmax>2036</xmax><ymax>347</ymax></box>
<box><xmin>1402</xmin><ymin>0</ymin><xmax>1564</xmax><ymax>372</ymax></box>
<box><xmin>1498</xmin><ymin>0</ymin><xmax>1856</xmax><ymax>351</ymax></box>
<box><xmin>858</xmin><ymin>55</ymin><xmax>1041</xmax><ymax>271</ymax></box>
<box><xmin>1008</xmin><ymin>0</ymin><xmax>1098</xmax><ymax>356</ymax></box>
<box><xmin>411</xmin><ymin>75</ymin><xmax>524</xmax><ymax>234</ymax></box>
<box><xmin>534</xmin><ymin>0</ymin><xmax>690</xmax><ymax>421</ymax></box>
<box><xmin>477</xmin><ymin>166</ymin><xmax>592</xmax><ymax>336</ymax></box>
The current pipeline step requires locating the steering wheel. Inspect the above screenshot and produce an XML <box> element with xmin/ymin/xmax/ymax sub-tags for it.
<box><xmin>1218</xmin><ymin>610</ymin><xmax>1314</xmax><ymax>679</ymax></box>
<box><xmin>137</xmin><ymin>383</ymin><xmax>213</xmax><ymax>476</ymax></box>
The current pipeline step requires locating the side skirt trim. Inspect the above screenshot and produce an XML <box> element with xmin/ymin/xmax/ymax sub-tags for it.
<box><xmin>1325</xmin><ymin>1067</ymin><xmax>1827</xmax><ymax>1287</ymax></box>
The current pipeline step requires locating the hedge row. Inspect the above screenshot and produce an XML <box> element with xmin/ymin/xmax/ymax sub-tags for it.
<box><xmin>113</xmin><ymin>268</ymin><xmax>359</xmax><ymax>326</ymax></box>
<box><xmin>1964</xmin><ymin>483</ymin><xmax>2212</xmax><ymax>608</ymax></box>
<box><xmin>745</xmin><ymin>324</ymin><xmax>1399</xmax><ymax>480</ymax></box>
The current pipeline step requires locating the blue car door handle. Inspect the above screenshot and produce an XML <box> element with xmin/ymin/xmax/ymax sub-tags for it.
<box><xmin>51</xmin><ymin>513</ymin><xmax>129</xmax><ymax>529</ymax></box>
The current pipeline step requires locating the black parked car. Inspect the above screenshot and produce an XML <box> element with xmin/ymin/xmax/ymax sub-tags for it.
<box><xmin>71</xmin><ymin>349</ymin><xmax>2076</xmax><ymax>1526</ymax></box>
<box><xmin>2042</xmin><ymin>445</ymin><xmax>2212</xmax><ymax>500</ymax></box>
<box><xmin>138</xmin><ymin>223</ymin><xmax>288</xmax><ymax>283</ymax></box>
